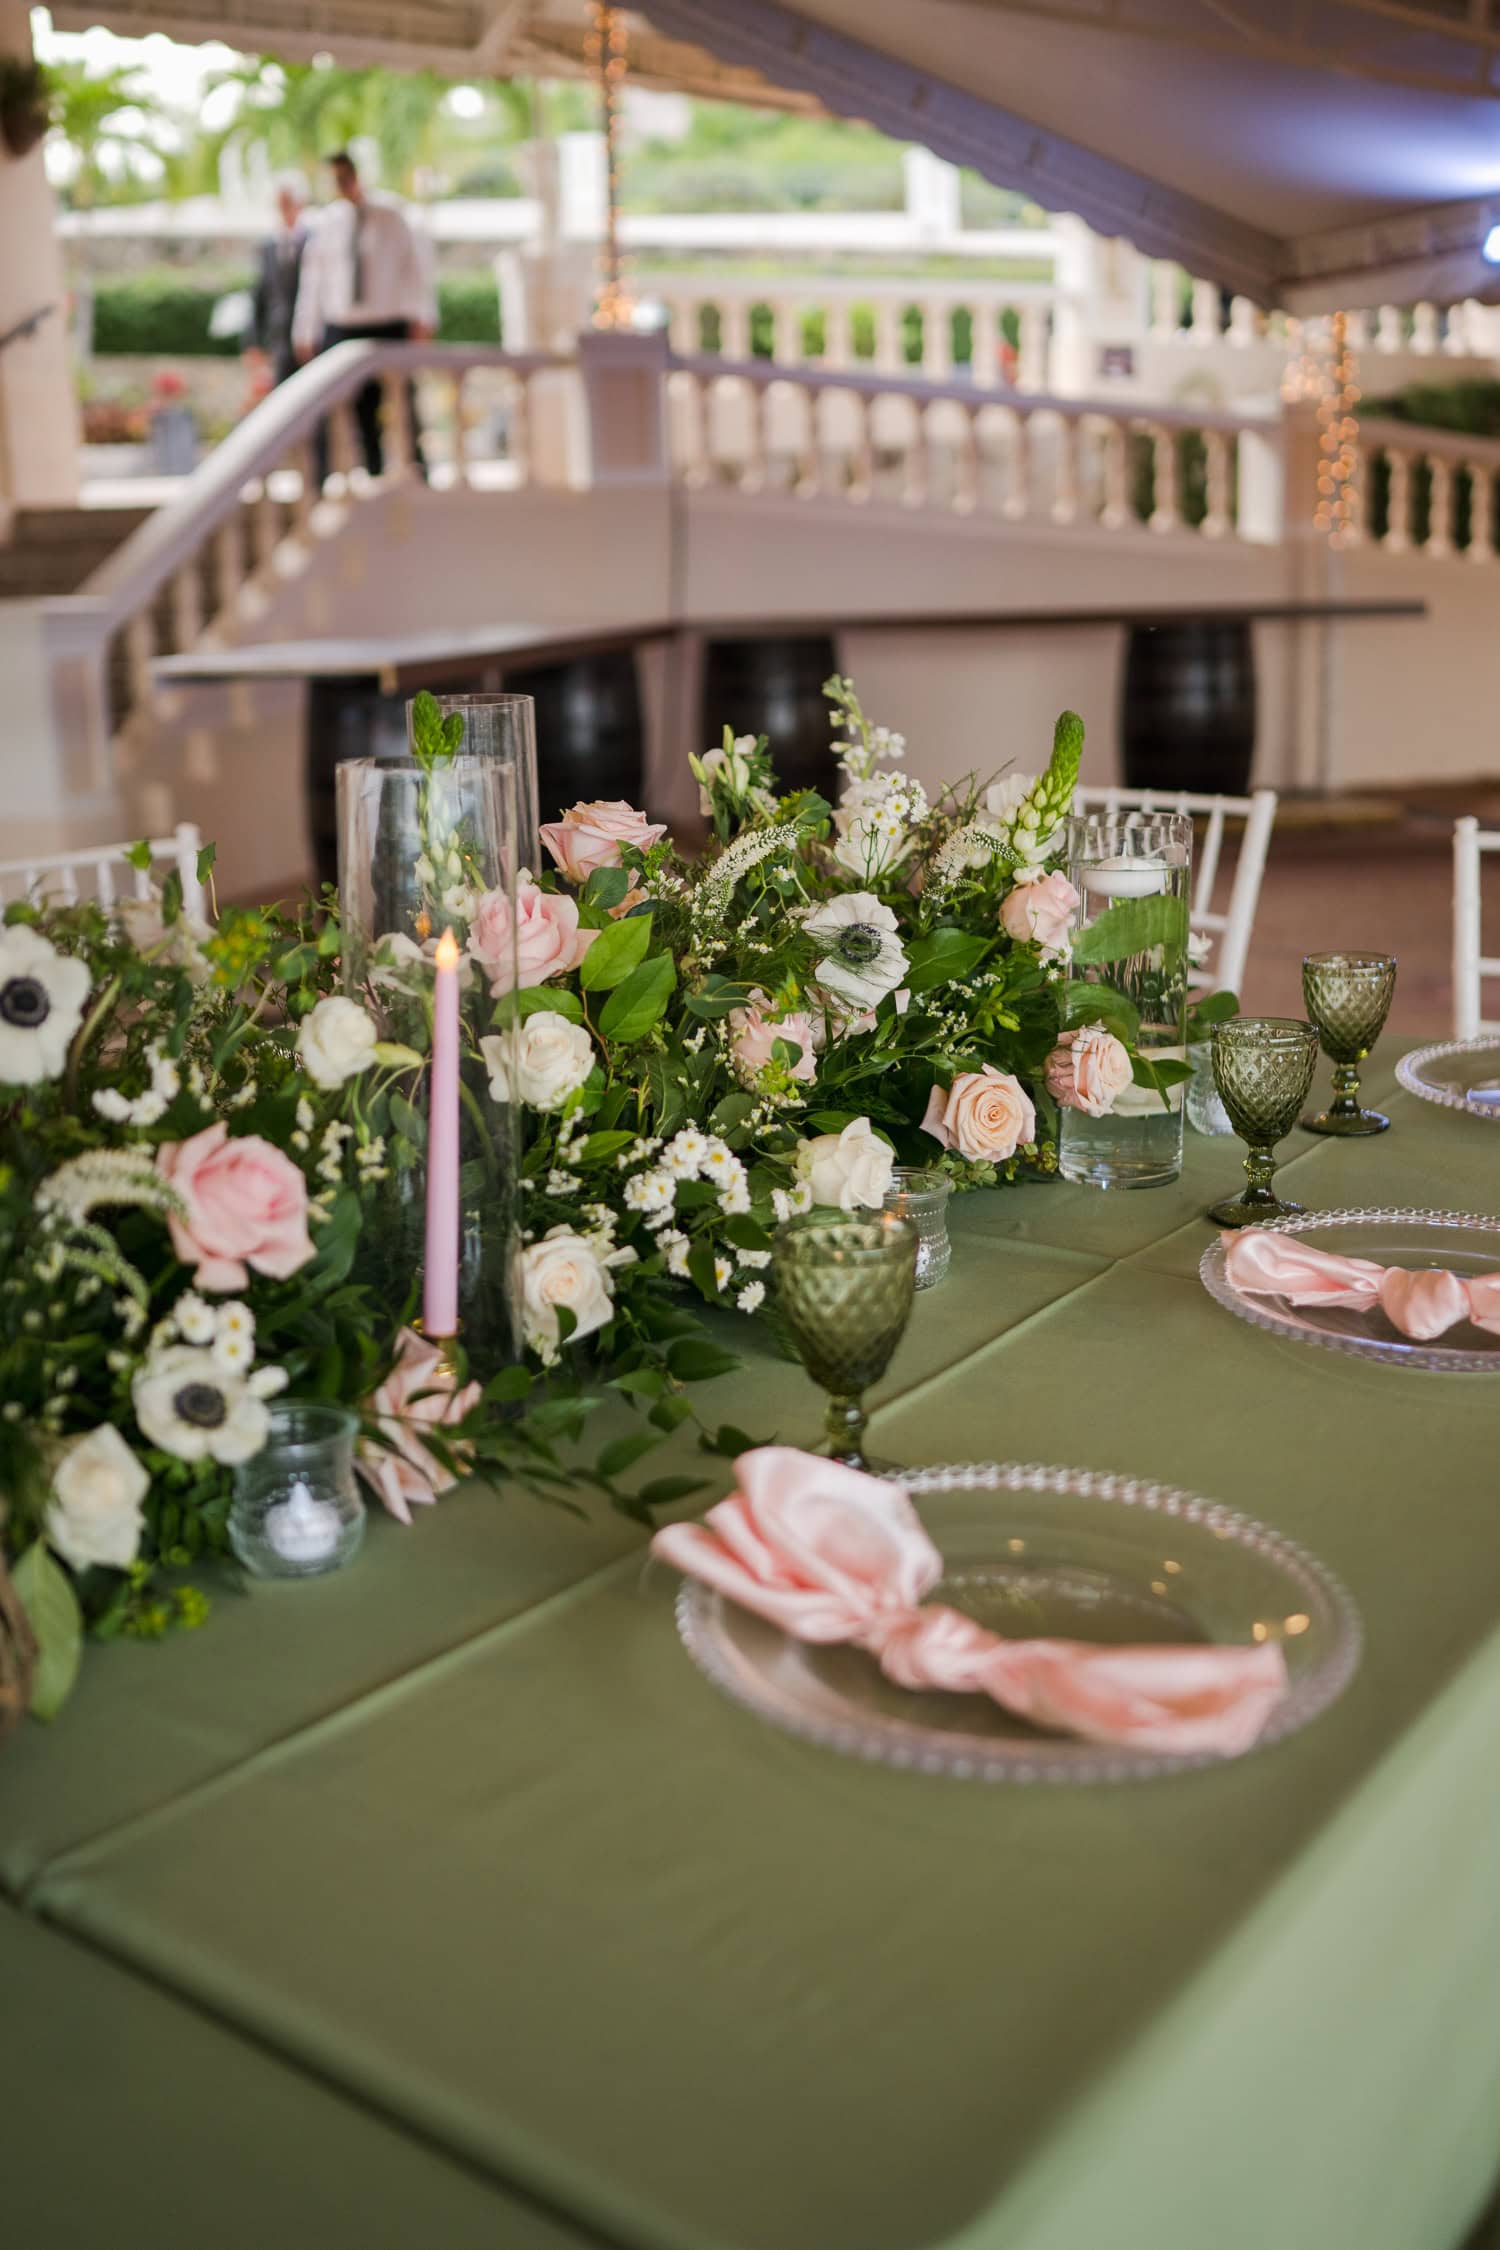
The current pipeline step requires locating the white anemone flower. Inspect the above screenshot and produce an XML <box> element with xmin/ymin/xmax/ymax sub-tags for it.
<box><xmin>132</xmin><ymin>1345</ymin><xmax>285</xmax><ymax>1466</ymax></box>
<box><xmin>802</xmin><ymin>893</ymin><xmax>909</xmax><ymax>1014</ymax></box>
<box><xmin>0</xmin><ymin>925</ymin><xmax>90</xmax><ymax>1086</ymax></box>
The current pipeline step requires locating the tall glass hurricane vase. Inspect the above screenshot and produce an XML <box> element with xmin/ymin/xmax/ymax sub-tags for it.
<box><xmin>337</xmin><ymin>748</ymin><xmax>522</xmax><ymax>1377</ymax></box>
<box><xmin>426</xmin><ymin>693</ymin><xmax>540</xmax><ymax>872</ymax></box>
<box><xmin>1059</xmin><ymin>810</ymin><xmax>1193</xmax><ymax>1189</ymax></box>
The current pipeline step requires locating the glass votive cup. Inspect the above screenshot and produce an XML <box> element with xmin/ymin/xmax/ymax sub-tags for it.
<box><xmin>228</xmin><ymin>1402</ymin><xmax>365</xmax><ymax>1580</ymax></box>
<box><xmin>882</xmin><ymin>1166</ymin><xmax>952</xmax><ymax>1289</ymax></box>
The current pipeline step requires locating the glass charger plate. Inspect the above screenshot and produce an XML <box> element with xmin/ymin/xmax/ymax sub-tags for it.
<box><xmin>674</xmin><ymin>1462</ymin><xmax>1359</xmax><ymax>1784</ymax></box>
<box><xmin>1201</xmin><ymin>1207</ymin><xmax>1500</xmax><ymax>1373</ymax></box>
<box><xmin>1396</xmin><ymin>1037</ymin><xmax>1500</xmax><ymax>1121</ymax></box>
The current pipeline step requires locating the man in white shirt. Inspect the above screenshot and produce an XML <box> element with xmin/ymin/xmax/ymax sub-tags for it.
<box><xmin>293</xmin><ymin>149</ymin><xmax>436</xmax><ymax>479</ymax></box>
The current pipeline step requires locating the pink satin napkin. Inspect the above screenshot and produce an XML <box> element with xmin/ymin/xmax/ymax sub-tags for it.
<box><xmin>653</xmin><ymin>1448</ymin><xmax>1288</xmax><ymax>1758</ymax></box>
<box><xmin>1222</xmin><ymin>1230</ymin><xmax>1500</xmax><ymax>1341</ymax></box>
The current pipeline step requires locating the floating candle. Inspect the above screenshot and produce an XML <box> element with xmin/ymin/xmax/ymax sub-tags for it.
<box><xmin>1086</xmin><ymin>853</ymin><xmax>1171</xmax><ymax>900</ymax></box>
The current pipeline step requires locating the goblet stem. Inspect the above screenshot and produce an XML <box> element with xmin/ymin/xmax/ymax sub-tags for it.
<box><xmin>1326</xmin><ymin>1060</ymin><xmax>1362</xmax><ymax>1120</ymax></box>
<box><xmin>1241</xmin><ymin>1145</ymin><xmax>1282</xmax><ymax>1208</ymax></box>
<box><xmin>825</xmin><ymin>1393</ymin><xmax>868</xmax><ymax>1468</ymax></box>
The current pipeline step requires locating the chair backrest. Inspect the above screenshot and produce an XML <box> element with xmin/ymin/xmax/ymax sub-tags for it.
<box><xmin>1073</xmin><ymin>783</ymin><xmax>1277</xmax><ymax>999</ymax></box>
<box><xmin>0</xmin><ymin>823</ymin><xmax>206</xmax><ymax>921</ymax></box>
<box><xmin>1452</xmin><ymin>815</ymin><xmax>1500</xmax><ymax>1039</ymax></box>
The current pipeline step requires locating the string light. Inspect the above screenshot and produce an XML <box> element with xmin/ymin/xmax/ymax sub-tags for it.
<box><xmin>588</xmin><ymin>3</ymin><xmax>634</xmax><ymax>331</ymax></box>
<box><xmin>1311</xmin><ymin>309</ymin><xmax>1361</xmax><ymax>547</ymax></box>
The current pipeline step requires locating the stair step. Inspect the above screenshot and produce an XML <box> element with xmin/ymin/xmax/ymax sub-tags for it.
<box><xmin>13</xmin><ymin>504</ymin><xmax>153</xmax><ymax>544</ymax></box>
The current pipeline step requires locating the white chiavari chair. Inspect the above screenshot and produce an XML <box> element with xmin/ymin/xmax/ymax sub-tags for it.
<box><xmin>0</xmin><ymin>823</ymin><xmax>206</xmax><ymax>921</ymax></box>
<box><xmin>1452</xmin><ymin>815</ymin><xmax>1500</xmax><ymax>1039</ymax></box>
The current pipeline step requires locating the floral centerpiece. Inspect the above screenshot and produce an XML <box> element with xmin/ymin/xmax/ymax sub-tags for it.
<box><xmin>0</xmin><ymin>681</ymin><xmax>1221</xmax><ymax>1724</ymax></box>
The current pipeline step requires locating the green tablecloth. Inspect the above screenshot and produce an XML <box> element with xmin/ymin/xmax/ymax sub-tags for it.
<box><xmin>7</xmin><ymin>1055</ymin><xmax>1500</xmax><ymax>2250</ymax></box>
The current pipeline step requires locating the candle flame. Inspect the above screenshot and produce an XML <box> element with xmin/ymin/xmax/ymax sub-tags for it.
<box><xmin>434</xmin><ymin>927</ymin><xmax>461</xmax><ymax>971</ymax></box>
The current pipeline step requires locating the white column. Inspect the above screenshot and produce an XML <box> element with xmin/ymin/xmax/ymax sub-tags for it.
<box><xmin>578</xmin><ymin>328</ymin><xmax>671</xmax><ymax>487</ymax></box>
<box><xmin>0</xmin><ymin>0</ymin><xmax>79</xmax><ymax>517</ymax></box>
<box><xmin>902</xmin><ymin>147</ymin><xmax>961</xmax><ymax>243</ymax></box>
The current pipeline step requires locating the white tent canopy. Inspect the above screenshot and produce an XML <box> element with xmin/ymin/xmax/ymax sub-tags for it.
<box><xmin>642</xmin><ymin>0</ymin><xmax>1500</xmax><ymax>311</ymax></box>
<box><xmin>46</xmin><ymin>0</ymin><xmax>1500</xmax><ymax>308</ymax></box>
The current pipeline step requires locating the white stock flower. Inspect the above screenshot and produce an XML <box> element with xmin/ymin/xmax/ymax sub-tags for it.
<box><xmin>132</xmin><ymin>1345</ymin><xmax>274</xmax><ymax>1466</ymax></box>
<box><xmin>803</xmin><ymin>894</ymin><xmax>909</xmax><ymax>1014</ymax></box>
<box><xmin>985</xmin><ymin>768</ymin><xmax>1062</xmax><ymax>860</ymax></box>
<box><xmin>481</xmin><ymin>1012</ymin><xmax>595</xmax><ymax>1112</ymax></box>
<box><xmin>832</xmin><ymin>774</ymin><xmax>927</xmax><ymax>881</ymax></box>
<box><xmin>298</xmin><ymin>996</ymin><xmax>380</xmax><ymax>1090</ymax></box>
<box><xmin>794</xmin><ymin>1117</ymin><xmax>895</xmax><ymax>1212</ymax></box>
<box><xmin>46</xmin><ymin>1425</ymin><xmax>149</xmax><ymax>1572</ymax></box>
<box><xmin>696</xmin><ymin>734</ymin><xmax>756</xmax><ymax>813</ymax></box>
<box><xmin>516</xmin><ymin>1227</ymin><xmax>617</xmax><ymax>1361</ymax></box>
<box><xmin>0</xmin><ymin>925</ymin><xmax>90</xmax><ymax>1087</ymax></box>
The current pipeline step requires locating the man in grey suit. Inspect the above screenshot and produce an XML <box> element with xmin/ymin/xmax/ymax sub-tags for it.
<box><xmin>248</xmin><ymin>176</ymin><xmax>308</xmax><ymax>388</ymax></box>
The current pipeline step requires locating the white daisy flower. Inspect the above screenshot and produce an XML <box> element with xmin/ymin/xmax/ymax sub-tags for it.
<box><xmin>736</xmin><ymin>1282</ymin><xmax>766</xmax><ymax>1315</ymax></box>
<box><xmin>771</xmin><ymin>1181</ymin><xmax>814</xmax><ymax>1224</ymax></box>
<box><xmin>658</xmin><ymin>1228</ymin><xmax>692</xmax><ymax>1278</ymax></box>
<box><xmin>624</xmin><ymin>1169</ymin><xmax>676</xmax><ymax>1215</ymax></box>
<box><xmin>0</xmin><ymin>925</ymin><xmax>91</xmax><ymax>1087</ymax></box>
<box><xmin>132</xmin><ymin>1346</ymin><xmax>273</xmax><ymax>1466</ymax></box>
<box><xmin>174</xmin><ymin>1293</ymin><xmax>218</xmax><ymax>1346</ymax></box>
<box><xmin>714</xmin><ymin>1256</ymin><xmax>732</xmax><ymax>1292</ymax></box>
<box><xmin>740</xmin><ymin>1248</ymin><xmax>772</xmax><ymax>1270</ymax></box>
<box><xmin>662</xmin><ymin>1128</ymin><xmax>708</xmax><ymax>1178</ymax></box>
<box><xmin>212</xmin><ymin>1331</ymin><xmax>254</xmax><ymax>1375</ymax></box>
<box><xmin>700</xmin><ymin>1140</ymin><xmax>739</xmax><ymax>1182</ymax></box>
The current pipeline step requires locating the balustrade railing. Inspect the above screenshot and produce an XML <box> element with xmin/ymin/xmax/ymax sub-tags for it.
<box><xmin>659</xmin><ymin>276</ymin><xmax>1056</xmax><ymax>391</ymax></box>
<box><xmin>667</xmin><ymin>353</ymin><xmax>1274</xmax><ymax>542</ymax></box>
<box><xmin>1354</xmin><ymin>416</ymin><xmax>1500</xmax><ymax>561</ymax></box>
<box><xmin>76</xmin><ymin>340</ymin><xmax>568</xmax><ymax>743</ymax></box>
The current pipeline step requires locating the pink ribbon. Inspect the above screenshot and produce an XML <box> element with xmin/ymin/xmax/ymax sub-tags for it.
<box><xmin>655</xmin><ymin>1449</ymin><xmax>1288</xmax><ymax>1758</ymax></box>
<box><xmin>1222</xmin><ymin>1231</ymin><xmax>1500</xmax><ymax>1340</ymax></box>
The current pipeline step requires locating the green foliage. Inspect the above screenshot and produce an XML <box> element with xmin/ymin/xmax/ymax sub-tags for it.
<box><xmin>89</xmin><ymin>268</ymin><xmax>502</xmax><ymax>357</ymax></box>
<box><xmin>11</xmin><ymin>1542</ymin><xmax>82</xmax><ymax>1720</ymax></box>
<box><xmin>1073</xmin><ymin>894</ymin><xmax>1189</xmax><ymax>967</ymax></box>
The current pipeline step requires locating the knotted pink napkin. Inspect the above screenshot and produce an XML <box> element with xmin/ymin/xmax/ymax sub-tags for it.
<box><xmin>654</xmin><ymin>1448</ymin><xmax>1288</xmax><ymax>1757</ymax></box>
<box><xmin>1222</xmin><ymin>1231</ymin><xmax>1500</xmax><ymax>1341</ymax></box>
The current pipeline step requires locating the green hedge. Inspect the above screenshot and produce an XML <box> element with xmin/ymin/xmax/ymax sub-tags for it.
<box><xmin>90</xmin><ymin>268</ymin><xmax>503</xmax><ymax>355</ymax></box>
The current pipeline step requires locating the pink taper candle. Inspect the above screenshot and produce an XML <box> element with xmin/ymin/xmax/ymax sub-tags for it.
<box><xmin>423</xmin><ymin>926</ymin><xmax>461</xmax><ymax>1339</ymax></box>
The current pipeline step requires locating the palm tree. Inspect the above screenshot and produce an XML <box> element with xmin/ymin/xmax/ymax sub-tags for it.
<box><xmin>44</xmin><ymin>59</ymin><xmax>166</xmax><ymax>208</ymax></box>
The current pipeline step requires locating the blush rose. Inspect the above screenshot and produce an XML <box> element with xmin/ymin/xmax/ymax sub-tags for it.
<box><xmin>539</xmin><ymin>800</ymin><xmax>667</xmax><ymax>886</ymax></box>
<box><xmin>999</xmin><ymin>870</ymin><xmax>1079</xmax><ymax>951</ymax></box>
<box><xmin>157</xmin><ymin>1123</ymin><xmax>315</xmax><ymax>1293</ymax></box>
<box><xmin>1043</xmin><ymin>1025</ymin><xmax>1135</xmax><ymax>1118</ymax></box>
<box><xmin>921</xmin><ymin>1067</ymin><xmax>1036</xmax><ymax>1164</ymax></box>
<box><xmin>466</xmin><ymin>878</ymin><xmax>596</xmax><ymax>996</ymax></box>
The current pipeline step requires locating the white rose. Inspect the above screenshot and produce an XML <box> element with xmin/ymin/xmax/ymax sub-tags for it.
<box><xmin>46</xmin><ymin>1425</ymin><xmax>149</xmax><ymax>1571</ymax></box>
<box><xmin>481</xmin><ymin>1013</ymin><xmax>595</xmax><ymax>1111</ymax></box>
<box><xmin>794</xmin><ymin>1117</ymin><xmax>895</xmax><ymax>1212</ymax></box>
<box><xmin>298</xmin><ymin>996</ymin><xmax>379</xmax><ymax>1089</ymax></box>
<box><xmin>517</xmin><ymin>1227</ymin><xmax>617</xmax><ymax>1359</ymax></box>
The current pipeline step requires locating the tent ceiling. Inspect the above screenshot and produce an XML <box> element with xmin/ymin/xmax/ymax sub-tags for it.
<box><xmin>46</xmin><ymin>0</ymin><xmax>1500</xmax><ymax>306</ymax></box>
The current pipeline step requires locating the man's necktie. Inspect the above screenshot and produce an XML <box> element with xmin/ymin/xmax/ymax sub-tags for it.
<box><xmin>350</xmin><ymin>208</ymin><xmax>366</xmax><ymax>307</ymax></box>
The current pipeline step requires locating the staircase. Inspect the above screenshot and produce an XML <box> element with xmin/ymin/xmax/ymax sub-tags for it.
<box><xmin>0</xmin><ymin>504</ymin><xmax>155</xmax><ymax>599</ymax></box>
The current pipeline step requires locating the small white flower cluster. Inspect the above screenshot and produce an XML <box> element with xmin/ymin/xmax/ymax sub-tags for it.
<box><xmin>36</xmin><ymin>1149</ymin><xmax>184</xmax><ymax>1226</ymax></box>
<box><xmin>355</xmin><ymin>1133</ymin><xmax>388</xmax><ymax>1186</ymax></box>
<box><xmin>832</xmin><ymin>770</ymin><xmax>929</xmax><ymax>881</ymax></box>
<box><xmin>927</xmin><ymin>821</ymin><xmax>1012</xmax><ymax>895</ymax></box>
<box><xmin>228</xmin><ymin>1078</ymin><xmax>259</xmax><ymax>1110</ymax></box>
<box><xmin>771</xmin><ymin>1179</ymin><xmax>814</xmax><ymax>1225</ymax></box>
<box><xmin>156</xmin><ymin>1290</ymin><xmax>262</xmax><ymax>1376</ymax></box>
<box><xmin>691</xmin><ymin>823</ymin><xmax>801</xmax><ymax>936</ymax></box>
<box><xmin>92</xmin><ymin>1042</ymin><xmax>181</xmax><ymax>1130</ymax></box>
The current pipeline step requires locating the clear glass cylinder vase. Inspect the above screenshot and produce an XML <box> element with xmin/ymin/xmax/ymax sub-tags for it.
<box><xmin>422</xmin><ymin>694</ymin><xmax>539</xmax><ymax>872</ymax></box>
<box><xmin>228</xmin><ymin>1402</ymin><xmax>365</xmax><ymax>1579</ymax></box>
<box><xmin>336</xmin><ymin>749</ymin><xmax>522</xmax><ymax>1377</ymax></box>
<box><xmin>1059</xmin><ymin>809</ymin><xmax>1193</xmax><ymax>1190</ymax></box>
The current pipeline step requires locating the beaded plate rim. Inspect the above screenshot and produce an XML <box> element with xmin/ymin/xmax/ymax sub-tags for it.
<box><xmin>1396</xmin><ymin>1037</ymin><xmax>1500</xmax><ymax>1121</ymax></box>
<box><xmin>675</xmin><ymin>1460</ymin><xmax>1361</xmax><ymax>1786</ymax></box>
<box><xmin>1200</xmin><ymin>1205</ymin><xmax>1500</xmax><ymax>1375</ymax></box>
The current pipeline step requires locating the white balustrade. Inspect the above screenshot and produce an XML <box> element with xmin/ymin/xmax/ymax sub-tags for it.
<box><xmin>1356</xmin><ymin>417</ymin><xmax>1500</xmax><ymax>563</ymax></box>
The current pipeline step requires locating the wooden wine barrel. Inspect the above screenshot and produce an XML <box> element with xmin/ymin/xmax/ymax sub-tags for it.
<box><xmin>1120</xmin><ymin>621</ymin><xmax>1256</xmax><ymax>796</ymax></box>
<box><xmin>701</xmin><ymin>634</ymin><xmax>839</xmax><ymax>797</ymax></box>
<box><xmin>505</xmin><ymin>651</ymin><xmax>645</xmax><ymax>829</ymax></box>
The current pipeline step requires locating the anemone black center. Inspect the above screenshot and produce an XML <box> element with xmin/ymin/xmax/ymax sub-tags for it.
<box><xmin>0</xmin><ymin>976</ymin><xmax>50</xmax><ymax>1029</ymax></box>
<box><xmin>172</xmin><ymin>1382</ymin><xmax>228</xmax><ymax>1430</ymax></box>
<box><xmin>837</xmin><ymin>925</ymin><xmax>883</xmax><ymax>965</ymax></box>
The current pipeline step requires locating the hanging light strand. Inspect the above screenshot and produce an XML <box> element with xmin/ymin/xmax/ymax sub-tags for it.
<box><xmin>589</xmin><ymin>3</ymin><xmax>634</xmax><ymax>330</ymax></box>
<box><xmin>1312</xmin><ymin>309</ymin><xmax>1361</xmax><ymax>547</ymax></box>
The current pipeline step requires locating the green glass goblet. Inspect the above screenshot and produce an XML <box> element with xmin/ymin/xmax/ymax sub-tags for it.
<box><xmin>1301</xmin><ymin>951</ymin><xmax>1398</xmax><ymax>1136</ymax></box>
<box><xmin>771</xmin><ymin>1212</ymin><xmax>918</xmax><ymax>1469</ymax></box>
<box><xmin>1208</xmin><ymin>1017</ymin><xmax>1321</xmax><ymax>1228</ymax></box>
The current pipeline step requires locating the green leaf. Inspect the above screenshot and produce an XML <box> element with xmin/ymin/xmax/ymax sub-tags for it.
<box><xmin>507</xmin><ymin>986</ymin><xmax>584</xmax><ymax>1025</ymax></box>
<box><xmin>721</xmin><ymin>1215</ymin><xmax>773</xmax><ymax>1252</ymax></box>
<box><xmin>389</xmin><ymin>1091</ymin><xmax>427</xmax><ymax>1150</ymax></box>
<box><xmin>667</xmin><ymin>1335</ymin><xmax>740</xmax><ymax>1384</ymax></box>
<box><xmin>649</xmin><ymin>1394</ymin><xmax>696</xmax><ymax>1433</ymax></box>
<box><xmin>483</xmin><ymin>1365</ymin><xmax>532</xmax><ymax>1404</ymax></box>
<box><xmin>684</xmin><ymin>975</ymin><xmax>755</xmax><ymax>1019</ymax></box>
<box><xmin>195</xmin><ymin>840</ymin><xmax>217</xmax><ymax>885</ymax></box>
<box><xmin>579</xmin><ymin>911</ymin><xmax>653</xmax><ymax>992</ymax></box>
<box><xmin>611</xmin><ymin>1366</ymin><xmax>668</xmax><ymax>1398</ymax></box>
<box><xmin>599</xmin><ymin>953</ymin><xmax>676</xmax><ymax>1043</ymax></box>
<box><xmin>160</xmin><ymin>870</ymin><xmax>184</xmax><ymax>926</ymax></box>
<box><xmin>1062</xmin><ymin>981</ymin><xmax>1140</xmax><ymax>1046</ymax></box>
<box><xmin>904</xmin><ymin>927</ymin><xmax>993</xmax><ymax>994</ymax></box>
<box><xmin>12</xmin><ymin>1541</ymin><xmax>82</xmax><ymax>1722</ymax></box>
<box><xmin>372</xmin><ymin>1041</ymin><xmax>424</xmax><ymax>1070</ymax></box>
<box><xmin>645</xmin><ymin>1053</ymin><xmax>685</xmax><ymax>1138</ymax></box>
<box><xmin>596</xmin><ymin>1431</ymin><xmax>661</xmax><ymax>1480</ymax></box>
<box><xmin>578</xmin><ymin>1128</ymin><xmax>635</xmax><ymax>1163</ymax></box>
<box><xmin>1131</xmin><ymin>1054</ymin><xmax>1193</xmax><ymax>1091</ymax></box>
<box><xmin>635</xmin><ymin>1475</ymin><xmax>711</xmax><ymax>1510</ymax></box>
<box><xmin>1188</xmin><ymin>988</ymin><xmax>1239</xmax><ymax>1038</ymax></box>
<box><xmin>701</xmin><ymin>1422</ymin><xmax>766</xmax><ymax>1459</ymax></box>
<box><xmin>709</xmin><ymin>1090</ymin><xmax>754</xmax><ymax>1134</ymax></box>
<box><xmin>583</xmin><ymin>866</ymin><xmax>631</xmax><ymax>912</ymax></box>
<box><xmin>1072</xmin><ymin>893</ymin><xmax>1189</xmax><ymax>966</ymax></box>
<box><xmin>124</xmin><ymin>839</ymin><xmax>153</xmax><ymax>872</ymax></box>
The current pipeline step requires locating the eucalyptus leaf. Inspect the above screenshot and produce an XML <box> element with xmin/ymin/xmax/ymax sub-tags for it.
<box><xmin>12</xmin><ymin>1541</ymin><xmax>82</xmax><ymax>1721</ymax></box>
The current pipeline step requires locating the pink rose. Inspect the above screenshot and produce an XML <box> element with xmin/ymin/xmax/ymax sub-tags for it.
<box><xmin>466</xmin><ymin>878</ymin><xmax>596</xmax><ymax>997</ymax></box>
<box><xmin>921</xmin><ymin>1066</ymin><xmax>1036</xmax><ymax>1164</ymax></box>
<box><xmin>540</xmin><ymin>800</ymin><xmax>667</xmax><ymax>886</ymax></box>
<box><xmin>728</xmin><ymin>989</ymin><xmax>817</xmax><ymax>1086</ymax></box>
<box><xmin>157</xmin><ymin>1123</ymin><xmax>315</xmax><ymax>1294</ymax></box>
<box><xmin>1044</xmin><ymin>1025</ymin><xmax>1135</xmax><ymax>1118</ymax></box>
<box><xmin>358</xmin><ymin>1325</ymin><xmax>481</xmax><ymax>1525</ymax></box>
<box><xmin>999</xmin><ymin>870</ymin><xmax>1079</xmax><ymax>951</ymax></box>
